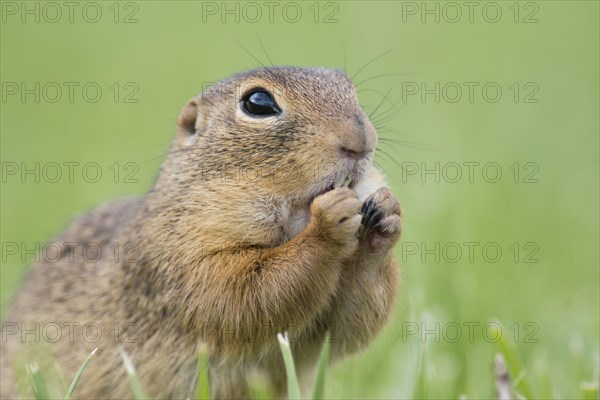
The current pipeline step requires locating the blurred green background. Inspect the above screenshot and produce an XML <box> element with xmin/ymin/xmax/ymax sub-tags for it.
<box><xmin>1</xmin><ymin>1</ymin><xmax>598</xmax><ymax>398</ymax></box>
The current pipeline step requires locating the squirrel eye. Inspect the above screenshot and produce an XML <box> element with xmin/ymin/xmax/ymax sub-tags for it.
<box><xmin>241</xmin><ymin>90</ymin><xmax>281</xmax><ymax>117</ymax></box>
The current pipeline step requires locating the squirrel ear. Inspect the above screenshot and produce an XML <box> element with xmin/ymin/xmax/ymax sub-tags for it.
<box><xmin>176</xmin><ymin>97</ymin><xmax>204</xmax><ymax>146</ymax></box>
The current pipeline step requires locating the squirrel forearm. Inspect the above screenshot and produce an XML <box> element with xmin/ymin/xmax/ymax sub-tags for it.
<box><xmin>326</xmin><ymin>252</ymin><xmax>399</xmax><ymax>357</ymax></box>
<box><xmin>194</xmin><ymin>223</ymin><xmax>347</xmax><ymax>351</ymax></box>
<box><xmin>318</xmin><ymin>186</ymin><xmax>401</xmax><ymax>358</ymax></box>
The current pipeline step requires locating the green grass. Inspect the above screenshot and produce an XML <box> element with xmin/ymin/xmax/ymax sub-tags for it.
<box><xmin>24</xmin><ymin>331</ymin><xmax>596</xmax><ymax>400</ymax></box>
<box><xmin>27</xmin><ymin>362</ymin><xmax>50</xmax><ymax>400</ymax></box>
<box><xmin>119</xmin><ymin>347</ymin><xmax>148</xmax><ymax>400</ymax></box>
<box><xmin>494</xmin><ymin>320</ymin><xmax>536</xmax><ymax>399</ymax></box>
<box><xmin>277</xmin><ymin>333</ymin><xmax>302</xmax><ymax>399</ymax></box>
<box><xmin>65</xmin><ymin>348</ymin><xmax>97</xmax><ymax>400</ymax></box>
<box><xmin>21</xmin><ymin>335</ymin><xmax>330</xmax><ymax>399</ymax></box>
<box><xmin>196</xmin><ymin>347</ymin><xmax>211</xmax><ymax>400</ymax></box>
<box><xmin>25</xmin><ymin>348</ymin><xmax>97</xmax><ymax>400</ymax></box>
<box><xmin>311</xmin><ymin>334</ymin><xmax>331</xmax><ymax>399</ymax></box>
<box><xmin>2</xmin><ymin>1</ymin><xmax>598</xmax><ymax>399</ymax></box>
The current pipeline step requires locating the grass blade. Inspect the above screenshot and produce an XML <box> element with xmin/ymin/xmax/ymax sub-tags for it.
<box><xmin>64</xmin><ymin>348</ymin><xmax>98</xmax><ymax>400</ymax></box>
<box><xmin>580</xmin><ymin>382</ymin><xmax>599</xmax><ymax>400</ymax></box>
<box><xmin>492</xmin><ymin>320</ymin><xmax>536</xmax><ymax>399</ymax></box>
<box><xmin>311</xmin><ymin>335</ymin><xmax>331</xmax><ymax>399</ymax></box>
<box><xmin>277</xmin><ymin>333</ymin><xmax>301</xmax><ymax>399</ymax></box>
<box><xmin>494</xmin><ymin>353</ymin><xmax>512</xmax><ymax>400</ymax></box>
<box><xmin>27</xmin><ymin>362</ymin><xmax>50</xmax><ymax>400</ymax></box>
<box><xmin>119</xmin><ymin>347</ymin><xmax>148</xmax><ymax>400</ymax></box>
<box><xmin>412</xmin><ymin>342</ymin><xmax>427</xmax><ymax>399</ymax></box>
<box><xmin>195</xmin><ymin>348</ymin><xmax>211</xmax><ymax>400</ymax></box>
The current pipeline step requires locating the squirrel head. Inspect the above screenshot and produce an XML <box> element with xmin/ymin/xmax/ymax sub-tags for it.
<box><xmin>146</xmin><ymin>67</ymin><xmax>381</xmax><ymax>247</ymax></box>
<box><xmin>173</xmin><ymin>67</ymin><xmax>377</xmax><ymax>200</ymax></box>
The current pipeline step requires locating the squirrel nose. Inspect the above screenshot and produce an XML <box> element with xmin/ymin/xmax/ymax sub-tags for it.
<box><xmin>338</xmin><ymin>114</ymin><xmax>377</xmax><ymax>160</ymax></box>
<box><xmin>340</xmin><ymin>146</ymin><xmax>368</xmax><ymax>160</ymax></box>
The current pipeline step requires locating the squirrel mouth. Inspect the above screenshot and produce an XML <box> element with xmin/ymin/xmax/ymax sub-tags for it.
<box><xmin>311</xmin><ymin>174</ymin><xmax>356</xmax><ymax>202</ymax></box>
<box><xmin>327</xmin><ymin>174</ymin><xmax>354</xmax><ymax>192</ymax></box>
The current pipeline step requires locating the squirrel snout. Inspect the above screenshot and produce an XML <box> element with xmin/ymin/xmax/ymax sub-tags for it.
<box><xmin>337</xmin><ymin>115</ymin><xmax>377</xmax><ymax>161</ymax></box>
<box><xmin>340</xmin><ymin>146</ymin><xmax>370</xmax><ymax>160</ymax></box>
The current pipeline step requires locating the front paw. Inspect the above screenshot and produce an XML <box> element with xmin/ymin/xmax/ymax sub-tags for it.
<box><xmin>360</xmin><ymin>187</ymin><xmax>402</xmax><ymax>253</ymax></box>
<box><xmin>311</xmin><ymin>187</ymin><xmax>362</xmax><ymax>247</ymax></box>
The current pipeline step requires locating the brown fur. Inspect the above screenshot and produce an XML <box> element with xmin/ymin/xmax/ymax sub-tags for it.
<box><xmin>1</xmin><ymin>67</ymin><xmax>401</xmax><ymax>399</ymax></box>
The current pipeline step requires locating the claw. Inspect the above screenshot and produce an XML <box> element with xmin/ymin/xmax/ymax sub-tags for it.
<box><xmin>368</xmin><ymin>209</ymin><xmax>384</xmax><ymax>229</ymax></box>
<box><xmin>361</xmin><ymin>199</ymin><xmax>375</xmax><ymax>224</ymax></box>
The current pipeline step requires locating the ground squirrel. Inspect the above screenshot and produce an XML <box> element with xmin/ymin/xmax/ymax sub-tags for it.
<box><xmin>1</xmin><ymin>67</ymin><xmax>402</xmax><ymax>399</ymax></box>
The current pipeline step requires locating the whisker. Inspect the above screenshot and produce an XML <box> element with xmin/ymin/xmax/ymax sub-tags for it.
<box><xmin>369</xmin><ymin>80</ymin><xmax>398</xmax><ymax>120</ymax></box>
<box><xmin>357</xmin><ymin>87</ymin><xmax>394</xmax><ymax>99</ymax></box>
<box><xmin>371</xmin><ymin>108</ymin><xmax>404</xmax><ymax>128</ymax></box>
<box><xmin>376</xmin><ymin>148</ymin><xmax>403</xmax><ymax>170</ymax></box>
<box><xmin>370</xmin><ymin>95</ymin><xmax>406</xmax><ymax>126</ymax></box>
<box><xmin>378</xmin><ymin>140</ymin><xmax>425</xmax><ymax>152</ymax></box>
<box><xmin>372</xmin><ymin>159</ymin><xmax>383</xmax><ymax>171</ymax></box>
<box><xmin>234</xmin><ymin>38</ymin><xmax>278</xmax><ymax>81</ymax></box>
<box><xmin>256</xmin><ymin>34</ymin><xmax>274</xmax><ymax>66</ymax></box>
<box><xmin>375</xmin><ymin>148</ymin><xmax>425</xmax><ymax>191</ymax></box>
<box><xmin>354</xmin><ymin>73</ymin><xmax>407</xmax><ymax>88</ymax></box>
<box><xmin>342</xmin><ymin>39</ymin><xmax>348</xmax><ymax>73</ymax></box>
<box><xmin>350</xmin><ymin>49</ymin><xmax>393</xmax><ymax>80</ymax></box>
<box><xmin>379</xmin><ymin>137</ymin><xmax>434</xmax><ymax>151</ymax></box>
<box><xmin>378</xmin><ymin>128</ymin><xmax>435</xmax><ymax>148</ymax></box>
